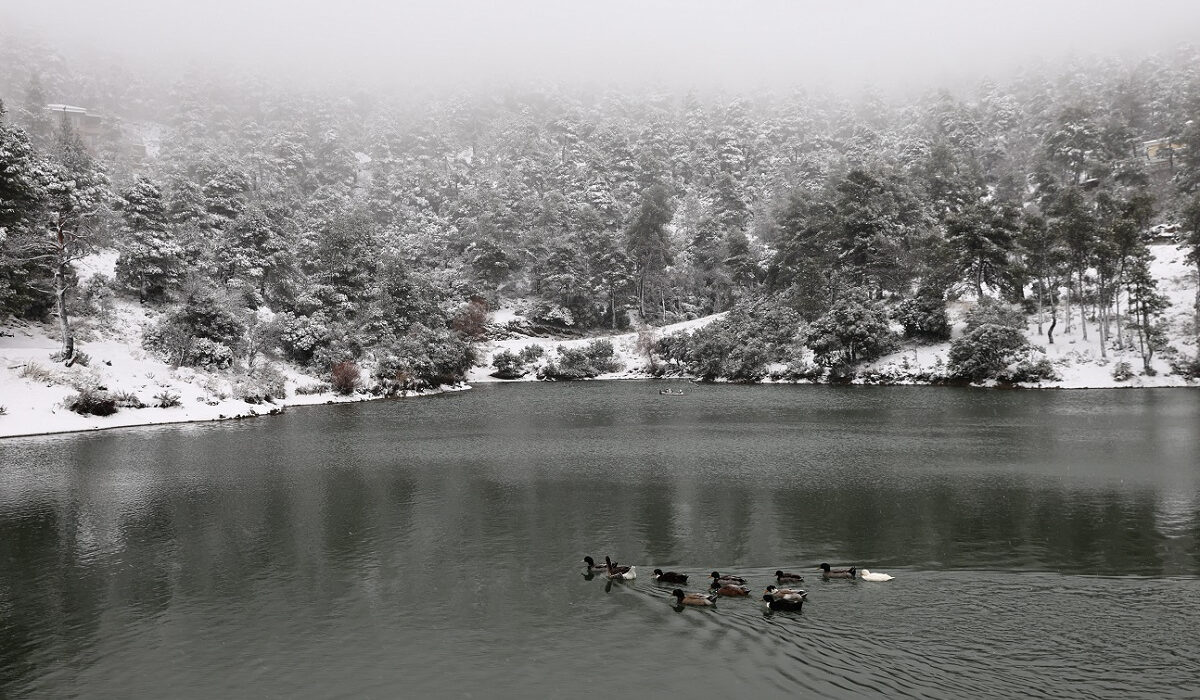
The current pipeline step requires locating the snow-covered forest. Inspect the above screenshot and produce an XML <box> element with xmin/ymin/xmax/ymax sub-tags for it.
<box><xmin>2</xmin><ymin>28</ymin><xmax>1200</xmax><ymax>433</ymax></box>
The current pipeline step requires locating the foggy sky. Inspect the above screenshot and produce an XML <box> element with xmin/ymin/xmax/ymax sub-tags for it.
<box><xmin>5</xmin><ymin>0</ymin><xmax>1200</xmax><ymax>92</ymax></box>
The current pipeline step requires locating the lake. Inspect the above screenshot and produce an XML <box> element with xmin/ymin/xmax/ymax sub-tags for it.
<box><xmin>2</xmin><ymin>382</ymin><xmax>1199</xmax><ymax>697</ymax></box>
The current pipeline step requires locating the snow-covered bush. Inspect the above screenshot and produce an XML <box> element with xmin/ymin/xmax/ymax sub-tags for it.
<box><xmin>234</xmin><ymin>363</ymin><xmax>287</xmax><ymax>403</ymax></box>
<box><xmin>491</xmin><ymin>344</ymin><xmax>546</xmax><ymax>379</ymax></box>
<box><xmin>65</xmin><ymin>388</ymin><xmax>117</xmax><ymax>416</ymax></box>
<box><xmin>1112</xmin><ymin>361</ymin><xmax>1136</xmax><ymax>382</ymax></box>
<box><xmin>538</xmin><ymin>340</ymin><xmax>623</xmax><ymax>380</ymax></box>
<box><xmin>111</xmin><ymin>390</ymin><xmax>145</xmax><ymax>408</ymax></box>
<box><xmin>154</xmin><ymin>390</ymin><xmax>182</xmax><ymax>408</ymax></box>
<box><xmin>893</xmin><ymin>295</ymin><xmax>951</xmax><ymax>341</ymax></box>
<box><xmin>998</xmin><ymin>355</ymin><xmax>1060</xmax><ymax>384</ymax></box>
<box><xmin>144</xmin><ymin>292</ymin><xmax>246</xmax><ymax>368</ymax></box>
<box><xmin>374</xmin><ymin>324</ymin><xmax>474</xmax><ymax>392</ymax></box>
<box><xmin>1168</xmin><ymin>354</ymin><xmax>1200</xmax><ymax>380</ymax></box>
<box><xmin>948</xmin><ymin>323</ymin><xmax>1029</xmax><ymax>383</ymax></box>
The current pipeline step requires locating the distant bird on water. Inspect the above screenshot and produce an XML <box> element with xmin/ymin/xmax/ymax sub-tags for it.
<box><xmin>710</xmin><ymin>581</ymin><xmax>751</xmax><ymax>596</ymax></box>
<box><xmin>652</xmin><ymin>569</ymin><xmax>689</xmax><ymax>584</ymax></box>
<box><xmin>818</xmin><ymin>563</ymin><xmax>856</xmax><ymax>579</ymax></box>
<box><xmin>763</xmin><ymin>593</ymin><xmax>806</xmax><ymax>612</ymax></box>
<box><xmin>672</xmin><ymin>589</ymin><xmax>717</xmax><ymax>607</ymax></box>
<box><xmin>775</xmin><ymin>570</ymin><xmax>805</xmax><ymax>583</ymax></box>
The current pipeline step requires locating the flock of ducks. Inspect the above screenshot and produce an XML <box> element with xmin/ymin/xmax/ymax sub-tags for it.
<box><xmin>582</xmin><ymin>556</ymin><xmax>895</xmax><ymax>611</ymax></box>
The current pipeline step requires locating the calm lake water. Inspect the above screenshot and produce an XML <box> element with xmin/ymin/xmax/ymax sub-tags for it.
<box><xmin>2</xmin><ymin>382</ymin><xmax>1199</xmax><ymax>698</ymax></box>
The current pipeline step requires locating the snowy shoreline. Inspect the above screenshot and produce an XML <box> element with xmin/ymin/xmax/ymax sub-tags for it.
<box><xmin>3</xmin><ymin>244</ymin><xmax>1195</xmax><ymax>441</ymax></box>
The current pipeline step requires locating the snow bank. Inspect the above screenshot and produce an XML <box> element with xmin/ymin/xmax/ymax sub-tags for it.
<box><xmin>0</xmin><ymin>303</ymin><xmax>459</xmax><ymax>440</ymax></box>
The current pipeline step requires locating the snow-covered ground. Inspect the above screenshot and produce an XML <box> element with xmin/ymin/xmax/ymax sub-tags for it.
<box><xmin>0</xmin><ymin>300</ymin><xmax>462</xmax><ymax>440</ymax></box>
<box><xmin>861</xmin><ymin>243</ymin><xmax>1197</xmax><ymax>389</ymax></box>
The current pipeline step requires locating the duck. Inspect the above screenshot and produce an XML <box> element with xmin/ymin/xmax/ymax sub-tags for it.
<box><xmin>709</xmin><ymin>581</ymin><xmax>751</xmax><ymax>596</ymax></box>
<box><xmin>710</xmin><ymin>571</ymin><xmax>747</xmax><ymax>585</ymax></box>
<box><xmin>764</xmin><ymin>585</ymin><xmax>807</xmax><ymax>600</ymax></box>
<box><xmin>763</xmin><ymin>593</ymin><xmax>805</xmax><ymax>611</ymax></box>
<box><xmin>672</xmin><ymin>589</ymin><xmax>717</xmax><ymax>607</ymax></box>
<box><xmin>860</xmin><ymin>569</ymin><xmax>894</xmax><ymax>582</ymax></box>
<box><xmin>652</xmin><ymin>569</ymin><xmax>689</xmax><ymax>584</ymax></box>
<box><xmin>818</xmin><ymin>563</ymin><xmax>856</xmax><ymax>579</ymax></box>
<box><xmin>775</xmin><ymin>570</ymin><xmax>805</xmax><ymax>584</ymax></box>
<box><xmin>582</xmin><ymin>556</ymin><xmax>609</xmax><ymax>572</ymax></box>
<box><xmin>605</xmin><ymin>557</ymin><xmax>636</xmax><ymax>580</ymax></box>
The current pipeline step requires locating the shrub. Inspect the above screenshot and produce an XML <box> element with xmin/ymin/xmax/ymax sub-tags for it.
<box><xmin>1112</xmin><ymin>361</ymin><xmax>1135</xmax><ymax>382</ymax></box>
<box><xmin>893</xmin><ymin>296</ymin><xmax>951</xmax><ymax>341</ymax></box>
<box><xmin>65</xmin><ymin>388</ymin><xmax>118</xmax><ymax>416</ymax></box>
<box><xmin>111</xmin><ymin>390</ymin><xmax>145</xmax><ymax>409</ymax></box>
<box><xmin>539</xmin><ymin>339</ymin><xmax>623</xmax><ymax>380</ymax></box>
<box><xmin>948</xmin><ymin>323</ymin><xmax>1030</xmax><ymax>383</ymax></box>
<box><xmin>373</xmin><ymin>324</ymin><xmax>475</xmax><ymax>392</ymax></box>
<box><xmin>143</xmin><ymin>291</ymin><xmax>247</xmax><ymax>368</ymax></box>
<box><xmin>295</xmin><ymin>382</ymin><xmax>332</xmax><ymax>395</ymax></box>
<box><xmin>0</xmin><ymin>405</ymin><xmax>7</xmax><ymax>416</ymax></box>
<box><xmin>154</xmin><ymin>390</ymin><xmax>182</xmax><ymax>408</ymax></box>
<box><xmin>805</xmin><ymin>292</ymin><xmax>897</xmax><ymax>369</ymax></box>
<box><xmin>998</xmin><ymin>355</ymin><xmax>1060</xmax><ymax>384</ymax></box>
<box><xmin>1168</xmin><ymin>354</ymin><xmax>1200</xmax><ymax>380</ymax></box>
<box><xmin>234</xmin><ymin>363</ymin><xmax>288</xmax><ymax>404</ymax></box>
<box><xmin>518</xmin><ymin>344</ymin><xmax>545</xmax><ymax>363</ymax></box>
<box><xmin>19</xmin><ymin>362</ymin><xmax>60</xmax><ymax>384</ymax></box>
<box><xmin>491</xmin><ymin>350</ymin><xmax>528</xmax><ymax>379</ymax></box>
<box><xmin>491</xmin><ymin>344</ymin><xmax>546</xmax><ymax>379</ymax></box>
<box><xmin>451</xmin><ymin>296</ymin><xmax>489</xmax><ymax>339</ymax></box>
<box><xmin>331</xmin><ymin>360</ymin><xmax>361</xmax><ymax>395</ymax></box>
<box><xmin>963</xmin><ymin>303</ymin><xmax>1026</xmax><ymax>333</ymax></box>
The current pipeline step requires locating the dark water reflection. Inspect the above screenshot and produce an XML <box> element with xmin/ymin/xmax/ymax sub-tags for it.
<box><xmin>1</xmin><ymin>383</ymin><xmax>1199</xmax><ymax>697</ymax></box>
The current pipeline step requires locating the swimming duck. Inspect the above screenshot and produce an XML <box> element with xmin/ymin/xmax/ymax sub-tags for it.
<box><xmin>763</xmin><ymin>593</ymin><xmax>805</xmax><ymax>611</ymax></box>
<box><xmin>583</xmin><ymin>556</ymin><xmax>609</xmax><ymax>572</ymax></box>
<box><xmin>709</xmin><ymin>581</ymin><xmax>751</xmax><ymax>596</ymax></box>
<box><xmin>775</xmin><ymin>570</ymin><xmax>805</xmax><ymax>584</ymax></box>
<box><xmin>764</xmin><ymin>585</ymin><xmax>807</xmax><ymax>600</ymax></box>
<box><xmin>860</xmin><ymin>569</ymin><xmax>894</xmax><ymax>582</ymax></box>
<box><xmin>710</xmin><ymin>571</ymin><xmax>747</xmax><ymax>585</ymax></box>
<box><xmin>818</xmin><ymin>563</ymin><xmax>856</xmax><ymax>579</ymax></box>
<box><xmin>604</xmin><ymin>556</ymin><xmax>635</xmax><ymax>579</ymax></box>
<box><xmin>652</xmin><ymin>569</ymin><xmax>689</xmax><ymax>584</ymax></box>
<box><xmin>672</xmin><ymin>589</ymin><xmax>717</xmax><ymax>607</ymax></box>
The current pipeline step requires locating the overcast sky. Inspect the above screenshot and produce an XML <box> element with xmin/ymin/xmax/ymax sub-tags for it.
<box><xmin>5</xmin><ymin>0</ymin><xmax>1200</xmax><ymax>92</ymax></box>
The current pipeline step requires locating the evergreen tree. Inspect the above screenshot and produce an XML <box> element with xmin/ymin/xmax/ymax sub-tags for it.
<box><xmin>115</xmin><ymin>176</ymin><xmax>182</xmax><ymax>301</ymax></box>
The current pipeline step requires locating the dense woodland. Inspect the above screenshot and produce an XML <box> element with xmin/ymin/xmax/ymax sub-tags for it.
<box><xmin>2</xmin><ymin>34</ymin><xmax>1200</xmax><ymax>388</ymax></box>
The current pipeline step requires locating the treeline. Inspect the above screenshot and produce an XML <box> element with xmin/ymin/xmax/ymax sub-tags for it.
<box><xmin>2</xmin><ymin>39</ymin><xmax>1200</xmax><ymax>386</ymax></box>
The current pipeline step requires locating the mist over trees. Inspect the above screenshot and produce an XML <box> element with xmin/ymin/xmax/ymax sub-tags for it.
<box><xmin>2</xmin><ymin>33</ymin><xmax>1199</xmax><ymax>386</ymax></box>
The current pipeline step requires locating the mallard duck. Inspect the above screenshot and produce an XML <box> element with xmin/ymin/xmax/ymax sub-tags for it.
<box><xmin>860</xmin><ymin>569</ymin><xmax>894</xmax><ymax>582</ymax></box>
<box><xmin>818</xmin><ymin>563</ymin><xmax>856</xmax><ymax>579</ymax></box>
<box><xmin>775</xmin><ymin>570</ymin><xmax>805</xmax><ymax>583</ymax></box>
<box><xmin>583</xmin><ymin>556</ymin><xmax>609</xmax><ymax>572</ymax></box>
<box><xmin>652</xmin><ymin>569</ymin><xmax>689</xmax><ymax>584</ymax></box>
<box><xmin>710</xmin><ymin>571</ymin><xmax>746</xmax><ymax>585</ymax></box>
<box><xmin>709</xmin><ymin>581</ymin><xmax>751</xmax><ymax>596</ymax></box>
<box><xmin>606</xmin><ymin>557</ymin><xmax>636</xmax><ymax>580</ymax></box>
<box><xmin>672</xmin><ymin>589</ymin><xmax>717</xmax><ymax>607</ymax></box>
<box><xmin>764</xmin><ymin>585</ymin><xmax>807</xmax><ymax>600</ymax></box>
<box><xmin>763</xmin><ymin>593</ymin><xmax>805</xmax><ymax>611</ymax></box>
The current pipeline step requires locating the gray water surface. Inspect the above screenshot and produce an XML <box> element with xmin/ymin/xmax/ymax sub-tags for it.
<box><xmin>2</xmin><ymin>382</ymin><xmax>1199</xmax><ymax>697</ymax></box>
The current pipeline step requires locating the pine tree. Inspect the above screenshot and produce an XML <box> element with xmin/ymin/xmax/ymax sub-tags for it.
<box><xmin>115</xmin><ymin>176</ymin><xmax>182</xmax><ymax>301</ymax></box>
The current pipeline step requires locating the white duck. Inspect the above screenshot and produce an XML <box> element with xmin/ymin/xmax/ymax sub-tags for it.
<box><xmin>860</xmin><ymin>569</ymin><xmax>894</xmax><ymax>582</ymax></box>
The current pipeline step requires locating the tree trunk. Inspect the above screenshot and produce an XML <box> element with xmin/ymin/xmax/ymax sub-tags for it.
<box><xmin>1047</xmin><ymin>293</ymin><xmax>1057</xmax><ymax>345</ymax></box>
<box><xmin>1064</xmin><ymin>285</ymin><xmax>1072</xmax><ymax>334</ymax></box>
<box><xmin>1035</xmin><ymin>279</ymin><xmax>1044</xmax><ymax>335</ymax></box>
<box><xmin>1077</xmin><ymin>270</ymin><xmax>1088</xmax><ymax>341</ymax></box>
<box><xmin>54</xmin><ymin>227</ymin><xmax>74</xmax><ymax>363</ymax></box>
